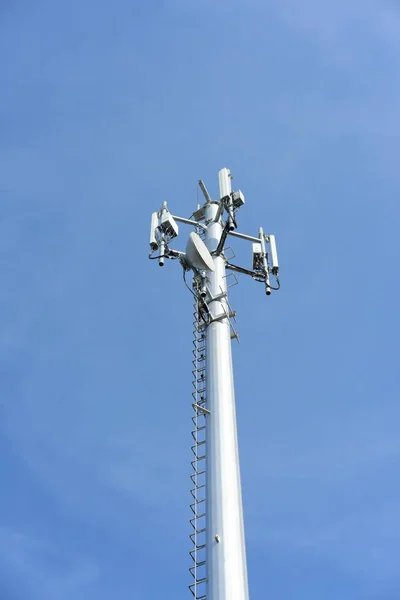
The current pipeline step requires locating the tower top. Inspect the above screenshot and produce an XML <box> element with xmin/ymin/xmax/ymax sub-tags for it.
<box><xmin>148</xmin><ymin>167</ymin><xmax>280</xmax><ymax>297</ymax></box>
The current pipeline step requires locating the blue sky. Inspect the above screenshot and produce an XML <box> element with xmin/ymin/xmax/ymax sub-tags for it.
<box><xmin>1</xmin><ymin>1</ymin><xmax>400</xmax><ymax>598</ymax></box>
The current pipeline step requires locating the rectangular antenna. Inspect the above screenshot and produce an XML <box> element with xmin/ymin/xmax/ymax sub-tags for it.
<box><xmin>218</xmin><ymin>168</ymin><xmax>231</xmax><ymax>199</ymax></box>
<box><xmin>149</xmin><ymin>212</ymin><xmax>159</xmax><ymax>250</ymax></box>
<box><xmin>269</xmin><ymin>234</ymin><xmax>279</xmax><ymax>274</ymax></box>
<box><xmin>198</xmin><ymin>180</ymin><xmax>212</xmax><ymax>204</ymax></box>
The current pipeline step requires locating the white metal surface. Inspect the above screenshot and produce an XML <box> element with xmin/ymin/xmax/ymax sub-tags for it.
<box><xmin>269</xmin><ymin>234</ymin><xmax>279</xmax><ymax>274</ymax></box>
<box><xmin>205</xmin><ymin>180</ymin><xmax>249</xmax><ymax>600</ymax></box>
<box><xmin>259</xmin><ymin>227</ymin><xmax>271</xmax><ymax>295</ymax></box>
<box><xmin>150</xmin><ymin>212</ymin><xmax>159</xmax><ymax>250</ymax></box>
<box><xmin>218</xmin><ymin>167</ymin><xmax>232</xmax><ymax>199</ymax></box>
<box><xmin>186</xmin><ymin>232</ymin><xmax>215</xmax><ymax>272</ymax></box>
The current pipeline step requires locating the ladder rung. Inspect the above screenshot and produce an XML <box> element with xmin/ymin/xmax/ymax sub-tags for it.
<box><xmin>191</xmin><ymin>429</ymin><xmax>206</xmax><ymax>438</ymax></box>
<box><xmin>190</xmin><ymin>507</ymin><xmax>206</xmax><ymax>518</ymax></box>
<box><xmin>190</xmin><ymin>499</ymin><xmax>205</xmax><ymax>513</ymax></box>
<box><xmin>189</xmin><ymin>536</ymin><xmax>206</xmax><ymax>546</ymax></box>
<box><xmin>191</xmin><ymin>459</ymin><xmax>205</xmax><ymax>470</ymax></box>
<box><xmin>190</xmin><ymin>482</ymin><xmax>206</xmax><ymax>491</ymax></box>
<box><xmin>191</xmin><ymin>438</ymin><xmax>206</xmax><ymax>447</ymax></box>
<box><xmin>190</xmin><ymin>475</ymin><xmax>205</xmax><ymax>485</ymax></box>
<box><xmin>191</xmin><ymin>449</ymin><xmax>205</xmax><ymax>460</ymax></box>
<box><xmin>191</xmin><ymin>419</ymin><xmax>206</xmax><ymax>428</ymax></box>
<box><xmin>189</xmin><ymin>523</ymin><xmax>206</xmax><ymax>535</ymax></box>
<box><xmin>192</xmin><ymin>391</ymin><xmax>207</xmax><ymax>400</ymax></box>
<box><xmin>191</xmin><ymin>440</ymin><xmax>206</xmax><ymax>451</ymax></box>
<box><xmin>191</xmin><ymin>427</ymin><xmax>206</xmax><ymax>437</ymax></box>
<box><xmin>189</xmin><ymin>528</ymin><xmax>206</xmax><ymax>542</ymax></box>
<box><xmin>191</xmin><ymin>428</ymin><xmax>206</xmax><ymax>436</ymax></box>
<box><xmin>190</xmin><ymin>495</ymin><xmax>206</xmax><ymax>503</ymax></box>
<box><xmin>189</xmin><ymin>520</ymin><xmax>206</xmax><ymax>532</ymax></box>
<box><xmin>190</xmin><ymin>514</ymin><xmax>206</xmax><ymax>526</ymax></box>
<box><xmin>190</xmin><ymin>494</ymin><xmax>206</xmax><ymax>502</ymax></box>
<box><xmin>189</xmin><ymin>553</ymin><xmax>206</xmax><ymax>564</ymax></box>
<box><xmin>191</xmin><ymin>431</ymin><xmax>206</xmax><ymax>447</ymax></box>
<box><xmin>190</xmin><ymin>476</ymin><xmax>205</xmax><ymax>486</ymax></box>
<box><xmin>191</xmin><ymin>480</ymin><xmax>206</xmax><ymax>489</ymax></box>
<box><xmin>189</xmin><ymin>591</ymin><xmax>206</xmax><ymax>600</ymax></box>
<box><xmin>191</xmin><ymin>449</ymin><xmax>206</xmax><ymax>457</ymax></box>
<box><xmin>189</xmin><ymin>537</ymin><xmax>206</xmax><ymax>547</ymax></box>
<box><xmin>189</xmin><ymin>552</ymin><xmax>206</xmax><ymax>577</ymax></box>
<box><xmin>191</xmin><ymin>429</ymin><xmax>206</xmax><ymax>439</ymax></box>
<box><xmin>189</xmin><ymin>578</ymin><xmax>207</xmax><ymax>587</ymax></box>
<box><xmin>191</xmin><ymin>451</ymin><xmax>205</xmax><ymax>460</ymax></box>
<box><xmin>190</xmin><ymin>497</ymin><xmax>205</xmax><ymax>505</ymax></box>
<box><xmin>190</xmin><ymin>485</ymin><xmax>206</xmax><ymax>494</ymax></box>
<box><xmin>191</xmin><ymin>457</ymin><xmax>206</xmax><ymax>466</ymax></box>
<box><xmin>191</xmin><ymin>469</ymin><xmax>205</xmax><ymax>476</ymax></box>
<box><xmin>191</xmin><ymin>296</ymin><xmax>208</xmax><ymax>600</ymax></box>
<box><xmin>189</xmin><ymin>580</ymin><xmax>207</xmax><ymax>589</ymax></box>
<box><xmin>189</xmin><ymin>544</ymin><xmax>206</xmax><ymax>553</ymax></box>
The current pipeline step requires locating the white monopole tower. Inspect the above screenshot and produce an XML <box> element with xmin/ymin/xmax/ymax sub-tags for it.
<box><xmin>149</xmin><ymin>168</ymin><xmax>280</xmax><ymax>600</ymax></box>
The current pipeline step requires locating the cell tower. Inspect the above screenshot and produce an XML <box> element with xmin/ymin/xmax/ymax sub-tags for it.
<box><xmin>149</xmin><ymin>168</ymin><xmax>280</xmax><ymax>600</ymax></box>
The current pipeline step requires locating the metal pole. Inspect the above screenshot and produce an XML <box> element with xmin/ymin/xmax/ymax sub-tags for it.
<box><xmin>172</xmin><ymin>215</ymin><xmax>207</xmax><ymax>230</ymax></box>
<box><xmin>205</xmin><ymin>169</ymin><xmax>249</xmax><ymax>600</ymax></box>
<box><xmin>228</xmin><ymin>230</ymin><xmax>261</xmax><ymax>244</ymax></box>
